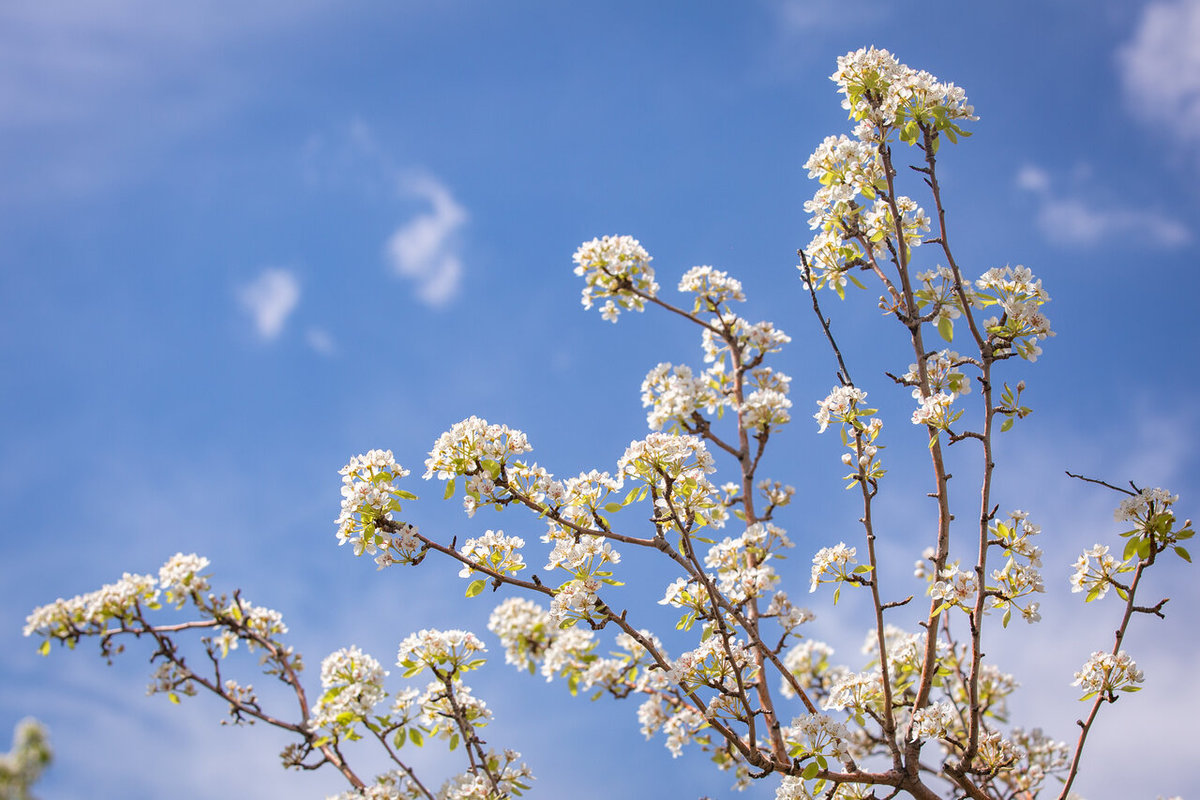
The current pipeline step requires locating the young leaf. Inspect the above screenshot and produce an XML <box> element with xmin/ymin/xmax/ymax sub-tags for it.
<box><xmin>937</xmin><ymin>315</ymin><xmax>954</xmax><ymax>343</ymax></box>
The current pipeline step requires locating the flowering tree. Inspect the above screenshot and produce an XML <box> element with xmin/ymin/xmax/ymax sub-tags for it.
<box><xmin>23</xmin><ymin>48</ymin><xmax>1192</xmax><ymax>800</ymax></box>
<box><xmin>0</xmin><ymin>719</ymin><xmax>51</xmax><ymax>800</ymax></box>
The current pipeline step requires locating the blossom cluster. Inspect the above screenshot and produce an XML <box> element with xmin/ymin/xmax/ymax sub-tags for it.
<box><xmin>765</xmin><ymin>590</ymin><xmax>813</xmax><ymax>636</ymax></box>
<box><xmin>488</xmin><ymin>599</ymin><xmax>704</xmax><ymax>758</ymax></box>
<box><xmin>486</xmin><ymin>597</ymin><xmax>554</xmax><ymax>674</ymax></box>
<box><xmin>158</xmin><ymin>553</ymin><xmax>212</xmax><ymax>607</ymax></box>
<box><xmin>704</xmin><ymin>521</ymin><xmax>791</xmax><ymax>605</ymax></box>
<box><xmin>1069</xmin><ymin>544</ymin><xmax>1129</xmax><ymax>602</ymax></box>
<box><xmin>799</xmin><ymin>48</ymin><xmax>973</xmax><ymax>300</ymax></box>
<box><xmin>1115</xmin><ymin>487</ymin><xmax>1178</xmax><ymax>524</ymax></box>
<box><xmin>678</xmin><ymin>265</ymin><xmax>745</xmax><ymax>312</ymax></box>
<box><xmin>640</xmin><ymin>362</ymin><xmax>724</xmax><ymax>432</ymax></box>
<box><xmin>701</xmin><ymin>314</ymin><xmax>791</xmax><ymax>367</ymax></box>
<box><xmin>423</xmin><ymin>417</ymin><xmax>533</xmax><ymax>482</ymax></box>
<box><xmin>813</xmin><ymin>386</ymin><xmax>868</xmax><ymax>435</ymax></box>
<box><xmin>457</xmin><ymin>530</ymin><xmax>527</xmax><ymax>581</ymax></box>
<box><xmin>667</xmin><ymin>635</ymin><xmax>754</xmax><ymax>695</ymax></box>
<box><xmin>397</xmin><ymin>629</ymin><xmax>487</xmax><ymax>678</ymax></box>
<box><xmin>823</xmin><ymin>670</ymin><xmax>884</xmax><ymax>715</ymax></box>
<box><xmin>930</xmin><ymin>564</ymin><xmax>977</xmax><ymax>612</ymax></box>
<box><xmin>1073</xmin><ymin>650</ymin><xmax>1144</xmax><ymax>700</ymax></box>
<box><xmin>780</xmin><ymin>640</ymin><xmax>838</xmax><ymax>699</ymax></box>
<box><xmin>831</xmin><ymin>46</ymin><xmax>976</xmax><ymax>143</ymax></box>
<box><xmin>809</xmin><ymin>543</ymin><xmax>865</xmax><ymax>598</ymax></box>
<box><xmin>976</xmin><ymin>266</ymin><xmax>1055</xmax><ymax>361</ymax></box>
<box><xmin>912</xmin><ymin>267</ymin><xmax>966</xmax><ymax>334</ymax></box>
<box><xmin>999</xmin><ymin>728</ymin><xmax>1071</xmax><ymax>795</ymax></box>
<box><xmin>813</xmin><ymin>385</ymin><xmax>885</xmax><ymax>488</ymax></box>
<box><xmin>618</xmin><ymin>433</ymin><xmax>726</xmax><ymax>532</ymax></box>
<box><xmin>783</xmin><ymin>712</ymin><xmax>851</xmax><ymax>762</ymax></box>
<box><xmin>308</xmin><ymin>646</ymin><xmax>388</xmax><ymax>735</ymax></box>
<box><xmin>987</xmin><ymin>511</ymin><xmax>1046</xmax><ymax>624</ymax></box>
<box><xmin>24</xmin><ymin>553</ymin><xmax>215</xmax><ymax>644</ymax></box>
<box><xmin>572</xmin><ymin>235</ymin><xmax>659</xmax><ymax>322</ymax></box>
<box><xmin>861</xmin><ymin>625</ymin><xmax>948</xmax><ymax>699</ymax></box>
<box><xmin>907</xmin><ymin>701</ymin><xmax>956</xmax><ymax>742</ymax></box>
<box><xmin>903</xmin><ymin>348</ymin><xmax>969</xmax><ymax>401</ymax></box>
<box><xmin>335</xmin><ymin>450</ymin><xmax>418</xmax><ymax>564</ymax></box>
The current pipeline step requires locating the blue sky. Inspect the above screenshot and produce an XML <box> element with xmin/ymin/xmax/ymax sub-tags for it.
<box><xmin>2</xmin><ymin>1</ymin><xmax>1198</xmax><ymax>798</ymax></box>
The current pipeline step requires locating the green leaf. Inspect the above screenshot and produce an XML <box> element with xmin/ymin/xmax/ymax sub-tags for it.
<box><xmin>1000</xmin><ymin>416</ymin><xmax>1014</xmax><ymax>433</ymax></box>
<box><xmin>168</xmin><ymin>692</ymin><xmax>180</xmax><ymax>705</ymax></box>
<box><xmin>449</xmin><ymin>733</ymin><xmax>459</xmax><ymax>751</ymax></box>
<box><xmin>802</xmin><ymin>762</ymin><xmax>819</xmax><ymax>780</ymax></box>
<box><xmin>38</xmin><ymin>640</ymin><xmax>50</xmax><ymax>656</ymax></box>
<box><xmin>937</xmin><ymin>315</ymin><xmax>954</xmax><ymax>342</ymax></box>
<box><xmin>1123</xmin><ymin>538</ymin><xmax>1139</xmax><ymax>561</ymax></box>
<box><xmin>409</xmin><ymin>727</ymin><xmax>424</xmax><ymax>747</ymax></box>
<box><xmin>603</xmin><ymin>503</ymin><xmax>624</xmax><ymax>513</ymax></box>
<box><xmin>1174</xmin><ymin>545</ymin><xmax>1191</xmax><ymax>563</ymax></box>
<box><xmin>1002</xmin><ymin>607</ymin><xmax>1012</xmax><ymax>628</ymax></box>
<box><xmin>443</xmin><ymin>478</ymin><xmax>456</xmax><ymax>500</ymax></box>
<box><xmin>465</xmin><ymin>579</ymin><xmax>486</xmax><ymax>598</ymax></box>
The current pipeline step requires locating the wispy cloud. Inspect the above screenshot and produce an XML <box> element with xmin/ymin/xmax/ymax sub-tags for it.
<box><xmin>237</xmin><ymin>268</ymin><xmax>300</xmax><ymax>340</ymax></box>
<box><xmin>766</xmin><ymin>0</ymin><xmax>888</xmax><ymax>32</ymax></box>
<box><xmin>1015</xmin><ymin>164</ymin><xmax>1191</xmax><ymax>247</ymax></box>
<box><xmin>1118</xmin><ymin>0</ymin><xmax>1200</xmax><ymax>153</ymax></box>
<box><xmin>384</xmin><ymin>176</ymin><xmax>468</xmax><ymax>308</ymax></box>
<box><xmin>0</xmin><ymin>0</ymin><xmax>335</xmax><ymax>202</ymax></box>
<box><xmin>305</xmin><ymin>327</ymin><xmax>336</xmax><ymax>356</ymax></box>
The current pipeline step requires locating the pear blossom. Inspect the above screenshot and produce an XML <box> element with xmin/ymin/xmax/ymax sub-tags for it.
<box><xmin>678</xmin><ymin>265</ymin><xmax>745</xmax><ymax>311</ymax></box>
<box><xmin>308</xmin><ymin>646</ymin><xmax>387</xmax><ymax>733</ymax></box>
<box><xmin>813</xmin><ymin>385</ymin><xmax>868</xmax><ymax>433</ymax></box>
<box><xmin>1073</xmin><ymin>650</ymin><xmax>1144</xmax><ymax>698</ymax></box>
<box><xmin>573</xmin><ymin>235</ymin><xmax>658</xmax><ymax>321</ymax></box>
<box><xmin>1069</xmin><ymin>544</ymin><xmax>1128</xmax><ymax>600</ymax></box>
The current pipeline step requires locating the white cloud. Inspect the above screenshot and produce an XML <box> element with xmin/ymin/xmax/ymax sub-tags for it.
<box><xmin>0</xmin><ymin>0</ymin><xmax>336</xmax><ymax>202</ymax></box>
<box><xmin>1118</xmin><ymin>0</ymin><xmax>1200</xmax><ymax>149</ymax></box>
<box><xmin>384</xmin><ymin>175</ymin><xmax>467</xmax><ymax>308</ymax></box>
<box><xmin>237</xmin><ymin>268</ymin><xmax>300</xmax><ymax>340</ymax></box>
<box><xmin>1015</xmin><ymin>163</ymin><xmax>1191</xmax><ymax>247</ymax></box>
<box><xmin>767</xmin><ymin>0</ymin><xmax>887</xmax><ymax>31</ymax></box>
<box><xmin>1014</xmin><ymin>164</ymin><xmax>1050</xmax><ymax>193</ymax></box>
<box><xmin>305</xmin><ymin>327</ymin><xmax>335</xmax><ymax>356</ymax></box>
